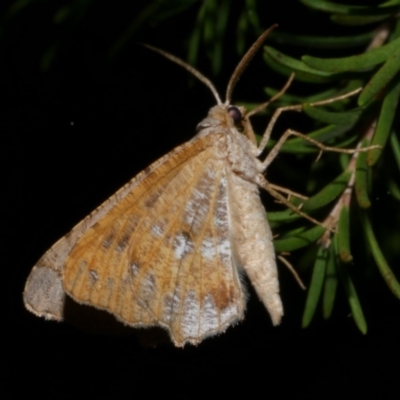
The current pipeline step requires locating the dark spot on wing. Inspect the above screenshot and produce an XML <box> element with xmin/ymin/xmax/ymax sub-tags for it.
<box><xmin>103</xmin><ymin>233</ymin><xmax>115</xmax><ymax>248</ymax></box>
<box><xmin>144</xmin><ymin>191</ymin><xmax>160</xmax><ymax>208</ymax></box>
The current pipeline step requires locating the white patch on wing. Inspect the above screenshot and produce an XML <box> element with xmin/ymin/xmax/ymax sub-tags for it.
<box><xmin>181</xmin><ymin>291</ymin><xmax>199</xmax><ymax>337</ymax></box>
<box><xmin>183</xmin><ymin>198</ymin><xmax>196</xmax><ymax>223</ymax></box>
<box><xmin>214</xmin><ymin>175</ymin><xmax>228</xmax><ymax>228</ymax></box>
<box><xmin>200</xmin><ymin>237</ymin><xmax>216</xmax><ymax>260</ymax></box>
<box><xmin>192</xmin><ymin>187</ymin><xmax>207</xmax><ymax>201</ymax></box>
<box><xmin>220</xmin><ymin>302</ymin><xmax>238</xmax><ymax>324</ymax></box>
<box><xmin>151</xmin><ymin>224</ymin><xmax>163</xmax><ymax>237</ymax></box>
<box><xmin>183</xmin><ymin>167</ymin><xmax>216</xmax><ymax>226</ymax></box>
<box><xmin>173</xmin><ymin>233</ymin><xmax>194</xmax><ymax>259</ymax></box>
<box><xmin>141</xmin><ymin>274</ymin><xmax>156</xmax><ymax>299</ymax></box>
<box><xmin>163</xmin><ymin>292</ymin><xmax>181</xmax><ymax>322</ymax></box>
<box><xmin>217</xmin><ymin>237</ymin><xmax>231</xmax><ymax>263</ymax></box>
<box><xmin>184</xmin><ymin>197</ymin><xmax>209</xmax><ymax>227</ymax></box>
<box><xmin>130</xmin><ymin>263</ymin><xmax>139</xmax><ymax>277</ymax></box>
<box><xmin>89</xmin><ymin>270</ymin><xmax>98</xmax><ymax>282</ymax></box>
<box><xmin>199</xmin><ymin>294</ymin><xmax>219</xmax><ymax>334</ymax></box>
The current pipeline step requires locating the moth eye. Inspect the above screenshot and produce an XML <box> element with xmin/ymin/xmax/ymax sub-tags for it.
<box><xmin>228</xmin><ymin>106</ymin><xmax>242</xmax><ymax>124</ymax></box>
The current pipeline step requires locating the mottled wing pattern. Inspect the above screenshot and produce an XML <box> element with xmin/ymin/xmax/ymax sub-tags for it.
<box><xmin>63</xmin><ymin>134</ymin><xmax>246</xmax><ymax>346</ymax></box>
<box><xmin>23</xmin><ymin>133</ymin><xmax>215</xmax><ymax>320</ymax></box>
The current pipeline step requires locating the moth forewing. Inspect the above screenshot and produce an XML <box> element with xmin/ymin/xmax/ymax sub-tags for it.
<box><xmin>62</xmin><ymin>127</ymin><xmax>248</xmax><ymax>346</ymax></box>
<box><xmin>23</xmin><ymin>136</ymin><xmax>214</xmax><ymax>322</ymax></box>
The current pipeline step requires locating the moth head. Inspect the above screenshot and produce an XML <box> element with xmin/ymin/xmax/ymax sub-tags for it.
<box><xmin>195</xmin><ymin>104</ymin><xmax>247</xmax><ymax>134</ymax></box>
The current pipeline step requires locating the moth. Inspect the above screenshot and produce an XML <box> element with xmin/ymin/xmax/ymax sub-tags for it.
<box><xmin>23</xmin><ymin>25</ymin><xmax>369</xmax><ymax>346</ymax></box>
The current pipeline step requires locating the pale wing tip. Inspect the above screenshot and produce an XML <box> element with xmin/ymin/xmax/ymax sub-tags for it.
<box><xmin>24</xmin><ymin>301</ymin><xmax>63</xmax><ymax>321</ymax></box>
<box><xmin>23</xmin><ymin>265</ymin><xmax>66</xmax><ymax>321</ymax></box>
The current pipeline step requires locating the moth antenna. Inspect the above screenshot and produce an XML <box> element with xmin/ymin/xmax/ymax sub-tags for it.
<box><xmin>143</xmin><ymin>44</ymin><xmax>222</xmax><ymax>105</ymax></box>
<box><xmin>225</xmin><ymin>24</ymin><xmax>278</xmax><ymax>104</ymax></box>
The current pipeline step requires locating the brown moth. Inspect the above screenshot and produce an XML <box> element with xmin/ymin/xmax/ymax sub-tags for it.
<box><xmin>23</xmin><ymin>25</ymin><xmax>373</xmax><ymax>346</ymax></box>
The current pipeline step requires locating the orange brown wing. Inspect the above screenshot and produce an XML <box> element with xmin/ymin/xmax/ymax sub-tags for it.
<box><xmin>23</xmin><ymin>132</ymin><xmax>213</xmax><ymax>320</ymax></box>
<box><xmin>63</xmin><ymin>134</ymin><xmax>246</xmax><ymax>346</ymax></box>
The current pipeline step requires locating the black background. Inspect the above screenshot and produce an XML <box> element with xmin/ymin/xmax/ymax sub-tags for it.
<box><xmin>2</xmin><ymin>1</ymin><xmax>400</xmax><ymax>398</ymax></box>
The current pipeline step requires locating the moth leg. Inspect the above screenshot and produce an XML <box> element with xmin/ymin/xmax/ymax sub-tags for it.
<box><xmin>268</xmin><ymin>183</ymin><xmax>308</xmax><ymax>201</ymax></box>
<box><xmin>277</xmin><ymin>255</ymin><xmax>306</xmax><ymax>290</ymax></box>
<box><xmin>261</xmin><ymin>128</ymin><xmax>380</xmax><ymax>170</ymax></box>
<box><xmin>243</xmin><ymin>73</ymin><xmax>295</xmax><ymax>146</ymax></box>
<box><xmin>258</xmin><ymin>174</ymin><xmax>335</xmax><ymax>232</ymax></box>
<box><xmin>256</xmin><ymin>87</ymin><xmax>365</xmax><ymax>158</ymax></box>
